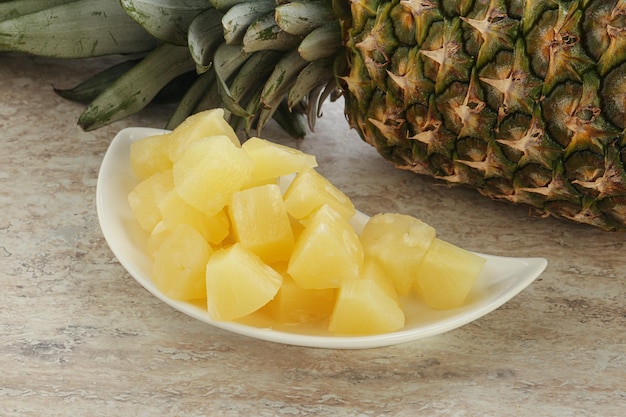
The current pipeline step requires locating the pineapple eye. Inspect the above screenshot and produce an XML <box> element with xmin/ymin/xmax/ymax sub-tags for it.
<box><xmin>576</xmin><ymin>106</ymin><xmax>600</xmax><ymax>122</ymax></box>
<box><xmin>560</xmin><ymin>33</ymin><xmax>579</xmax><ymax>46</ymax></box>
<box><xmin>489</xmin><ymin>14</ymin><xmax>507</xmax><ymax>24</ymax></box>
<box><xmin>530</xmin><ymin>130</ymin><xmax>542</xmax><ymax>139</ymax></box>
<box><xmin>511</xmin><ymin>70</ymin><xmax>526</xmax><ymax>83</ymax></box>
<box><xmin>423</xmin><ymin>120</ymin><xmax>442</xmax><ymax>131</ymax></box>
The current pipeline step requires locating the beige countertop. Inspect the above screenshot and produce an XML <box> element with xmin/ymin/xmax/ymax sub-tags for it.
<box><xmin>1</xmin><ymin>53</ymin><xmax>625</xmax><ymax>416</ymax></box>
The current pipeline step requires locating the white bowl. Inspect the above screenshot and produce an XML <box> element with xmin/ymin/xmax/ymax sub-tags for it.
<box><xmin>97</xmin><ymin>127</ymin><xmax>548</xmax><ymax>349</ymax></box>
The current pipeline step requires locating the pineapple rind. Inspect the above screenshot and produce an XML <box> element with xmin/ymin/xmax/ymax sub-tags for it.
<box><xmin>342</xmin><ymin>0</ymin><xmax>626</xmax><ymax>230</ymax></box>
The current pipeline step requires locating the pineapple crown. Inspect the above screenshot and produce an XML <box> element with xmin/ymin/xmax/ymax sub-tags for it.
<box><xmin>53</xmin><ymin>0</ymin><xmax>353</xmax><ymax>136</ymax></box>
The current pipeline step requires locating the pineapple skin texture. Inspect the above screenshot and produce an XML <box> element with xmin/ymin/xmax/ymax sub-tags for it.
<box><xmin>339</xmin><ymin>0</ymin><xmax>626</xmax><ymax>230</ymax></box>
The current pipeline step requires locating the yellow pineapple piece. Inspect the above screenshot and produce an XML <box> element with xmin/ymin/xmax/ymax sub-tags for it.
<box><xmin>287</xmin><ymin>205</ymin><xmax>363</xmax><ymax>289</ymax></box>
<box><xmin>173</xmin><ymin>135</ymin><xmax>254</xmax><ymax>216</ymax></box>
<box><xmin>168</xmin><ymin>108</ymin><xmax>240</xmax><ymax>162</ymax></box>
<box><xmin>242</xmin><ymin>176</ymin><xmax>281</xmax><ymax>189</ymax></box>
<box><xmin>242</xmin><ymin>137</ymin><xmax>317</xmax><ymax>183</ymax></box>
<box><xmin>158</xmin><ymin>189</ymin><xmax>230</xmax><ymax>246</ymax></box>
<box><xmin>283</xmin><ymin>167</ymin><xmax>355</xmax><ymax>221</ymax></box>
<box><xmin>361</xmin><ymin>258</ymin><xmax>400</xmax><ymax>304</ymax></box>
<box><xmin>205</xmin><ymin>243</ymin><xmax>283</xmax><ymax>321</ymax></box>
<box><xmin>148</xmin><ymin>212</ymin><xmax>228</xmax><ymax>258</ymax></box>
<box><xmin>360</xmin><ymin>213</ymin><xmax>436</xmax><ymax>295</ymax></box>
<box><xmin>127</xmin><ymin>169</ymin><xmax>174</xmax><ymax>232</ymax></box>
<box><xmin>328</xmin><ymin>278</ymin><xmax>405</xmax><ymax>335</ymax></box>
<box><xmin>202</xmin><ymin>209</ymin><xmax>230</xmax><ymax>246</ymax></box>
<box><xmin>152</xmin><ymin>223</ymin><xmax>213</xmax><ymax>301</ymax></box>
<box><xmin>129</xmin><ymin>133</ymin><xmax>173</xmax><ymax>180</ymax></box>
<box><xmin>147</xmin><ymin>221</ymin><xmax>171</xmax><ymax>258</ymax></box>
<box><xmin>288</xmin><ymin>214</ymin><xmax>305</xmax><ymax>240</ymax></box>
<box><xmin>229</xmin><ymin>184</ymin><xmax>294</xmax><ymax>264</ymax></box>
<box><xmin>416</xmin><ymin>238</ymin><xmax>486</xmax><ymax>309</ymax></box>
<box><xmin>265</xmin><ymin>271</ymin><xmax>336</xmax><ymax>325</ymax></box>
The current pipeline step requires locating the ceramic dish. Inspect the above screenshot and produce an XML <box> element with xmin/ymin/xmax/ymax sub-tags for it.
<box><xmin>97</xmin><ymin>127</ymin><xmax>548</xmax><ymax>349</ymax></box>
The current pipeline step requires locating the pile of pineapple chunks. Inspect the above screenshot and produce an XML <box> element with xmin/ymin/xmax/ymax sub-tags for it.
<box><xmin>127</xmin><ymin>109</ymin><xmax>486</xmax><ymax>335</ymax></box>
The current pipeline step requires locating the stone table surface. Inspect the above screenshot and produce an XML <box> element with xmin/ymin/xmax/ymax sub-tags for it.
<box><xmin>1</xmin><ymin>54</ymin><xmax>625</xmax><ymax>417</ymax></box>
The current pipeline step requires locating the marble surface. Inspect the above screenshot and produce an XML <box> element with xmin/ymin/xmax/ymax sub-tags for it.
<box><xmin>1</xmin><ymin>53</ymin><xmax>625</xmax><ymax>417</ymax></box>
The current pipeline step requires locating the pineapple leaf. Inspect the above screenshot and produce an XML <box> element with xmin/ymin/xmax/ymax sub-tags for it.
<box><xmin>309</xmin><ymin>78</ymin><xmax>340</xmax><ymax>131</ymax></box>
<box><xmin>191</xmin><ymin>81</ymin><xmax>222</xmax><ymax>118</ymax></box>
<box><xmin>209</xmin><ymin>0</ymin><xmax>247</xmax><ymax>12</ymax></box>
<box><xmin>212</xmin><ymin>44</ymin><xmax>252</xmax><ymax>118</ymax></box>
<box><xmin>187</xmin><ymin>7</ymin><xmax>226</xmax><ymax>67</ymax></box>
<box><xmin>167</xmin><ymin>70</ymin><xmax>216</xmax><ymax>129</ymax></box>
<box><xmin>54</xmin><ymin>59</ymin><xmax>141</xmax><ymax>102</ymax></box>
<box><xmin>288</xmin><ymin>58</ymin><xmax>334</xmax><ymax>109</ymax></box>
<box><xmin>272</xmin><ymin>100</ymin><xmax>309</xmax><ymax>139</ymax></box>
<box><xmin>298</xmin><ymin>23</ymin><xmax>342</xmax><ymax>61</ymax></box>
<box><xmin>274</xmin><ymin>1</ymin><xmax>336</xmax><ymax>36</ymax></box>
<box><xmin>242</xmin><ymin>12</ymin><xmax>301</xmax><ymax>53</ymax></box>
<box><xmin>0</xmin><ymin>0</ymin><xmax>158</xmax><ymax>58</ymax></box>
<box><xmin>78</xmin><ymin>43</ymin><xmax>195</xmax><ymax>131</ymax></box>
<box><xmin>224</xmin><ymin>50</ymin><xmax>284</xmax><ymax>131</ymax></box>
<box><xmin>228</xmin><ymin>50</ymin><xmax>283</xmax><ymax>107</ymax></box>
<box><xmin>0</xmin><ymin>0</ymin><xmax>78</xmax><ymax>21</ymax></box>
<box><xmin>222</xmin><ymin>0</ymin><xmax>275</xmax><ymax>45</ymax></box>
<box><xmin>258</xmin><ymin>50</ymin><xmax>309</xmax><ymax>131</ymax></box>
<box><xmin>120</xmin><ymin>0</ymin><xmax>210</xmax><ymax>46</ymax></box>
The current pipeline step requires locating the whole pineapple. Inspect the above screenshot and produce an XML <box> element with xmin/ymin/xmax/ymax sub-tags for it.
<box><xmin>339</xmin><ymin>0</ymin><xmax>626</xmax><ymax>231</ymax></box>
<box><xmin>2</xmin><ymin>0</ymin><xmax>625</xmax><ymax>230</ymax></box>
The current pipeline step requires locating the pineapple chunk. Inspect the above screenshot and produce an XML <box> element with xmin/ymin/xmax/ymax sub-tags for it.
<box><xmin>416</xmin><ymin>238</ymin><xmax>486</xmax><ymax>309</ymax></box>
<box><xmin>242</xmin><ymin>137</ymin><xmax>317</xmax><ymax>182</ymax></box>
<box><xmin>147</xmin><ymin>221</ymin><xmax>172</xmax><ymax>258</ymax></box>
<box><xmin>360</xmin><ymin>213</ymin><xmax>436</xmax><ymax>295</ymax></box>
<box><xmin>173</xmin><ymin>135</ymin><xmax>254</xmax><ymax>216</ymax></box>
<box><xmin>283</xmin><ymin>167</ymin><xmax>355</xmax><ymax>221</ymax></box>
<box><xmin>287</xmin><ymin>205</ymin><xmax>363</xmax><ymax>289</ymax></box>
<box><xmin>265</xmin><ymin>272</ymin><xmax>336</xmax><ymax>325</ymax></box>
<box><xmin>205</xmin><ymin>243</ymin><xmax>283</xmax><ymax>321</ymax></box>
<box><xmin>152</xmin><ymin>223</ymin><xmax>213</xmax><ymax>301</ymax></box>
<box><xmin>158</xmin><ymin>189</ymin><xmax>230</xmax><ymax>246</ymax></box>
<box><xmin>129</xmin><ymin>133</ymin><xmax>173</xmax><ymax>180</ymax></box>
<box><xmin>127</xmin><ymin>170</ymin><xmax>174</xmax><ymax>232</ymax></box>
<box><xmin>329</xmin><ymin>278</ymin><xmax>405</xmax><ymax>335</ymax></box>
<box><xmin>201</xmin><ymin>209</ymin><xmax>230</xmax><ymax>246</ymax></box>
<box><xmin>361</xmin><ymin>258</ymin><xmax>400</xmax><ymax>304</ymax></box>
<box><xmin>229</xmin><ymin>184</ymin><xmax>294</xmax><ymax>264</ymax></box>
<box><xmin>168</xmin><ymin>108</ymin><xmax>240</xmax><ymax>162</ymax></box>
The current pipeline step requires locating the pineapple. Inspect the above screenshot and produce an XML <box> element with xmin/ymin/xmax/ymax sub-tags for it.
<box><xmin>158</xmin><ymin>189</ymin><xmax>231</xmax><ymax>246</ymax></box>
<box><xmin>127</xmin><ymin>169</ymin><xmax>174</xmax><ymax>232</ymax></box>
<box><xmin>360</xmin><ymin>212</ymin><xmax>436</xmax><ymax>295</ymax></box>
<box><xmin>129</xmin><ymin>133</ymin><xmax>173</xmax><ymax>181</ymax></box>
<box><xmin>361</xmin><ymin>258</ymin><xmax>401</xmax><ymax>304</ymax></box>
<box><xmin>287</xmin><ymin>204</ymin><xmax>364</xmax><ymax>289</ymax></box>
<box><xmin>416</xmin><ymin>238</ymin><xmax>486</xmax><ymax>309</ymax></box>
<box><xmin>172</xmin><ymin>134</ymin><xmax>254</xmax><ymax>216</ymax></box>
<box><xmin>265</xmin><ymin>272</ymin><xmax>337</xmax><ymax>325</ymax></box>
<box><xmin>242</xmin><ymin>136</ymin><xmax>318</xmax><ymax>182</ymax></box>
<box><xmin>7</xmin><ymin>0</ymin><xmax>626</xmax><ymax>230</ymax></box>
<box><xmin>168</xmin><ymin>108</ymin><xmax>241</xmax><ymax>162</ymax></box>
<box><xmin>329</xmin><ymin>277</ymin><xmax>405</xmax><ymax>335</ymax></box>
<box><xmin>152</xmin><ymin>223</ymin><xmax>213</xmax><ymax>301</ymax></box>
<box><xmin>283</xmin><ymin>167</ymin><xmax>357</xmax><ymax>221</ymax></box>
<box><xmin>228</xmin><ymin>183</ymin><xmax>295</xmax><ymax>264</ymax></box>
<box><xmin>205</xmin><ymin>243</ymin><xmax>283</xmax><ymax>321</ymax></box>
